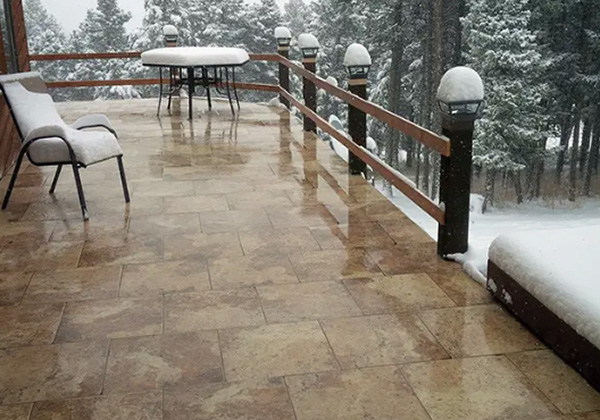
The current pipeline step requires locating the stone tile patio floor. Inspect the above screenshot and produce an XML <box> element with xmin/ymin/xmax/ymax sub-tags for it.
<box><xmin>0</xmin><ymin>98</ymin><xmax>599</xmax><ymax>420</ymax></box>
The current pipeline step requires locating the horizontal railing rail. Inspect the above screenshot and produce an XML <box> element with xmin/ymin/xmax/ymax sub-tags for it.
<box><xmin>29</xmin><ymin>52</ymin><xmax>280</xmax><ymax>62</ymax></box>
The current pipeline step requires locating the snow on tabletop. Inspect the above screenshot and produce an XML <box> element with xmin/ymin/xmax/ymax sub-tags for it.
<box><xmin>274</xmin><ymin>26</ymin><xmax>292</xmax><ymax>39</ymax></box>
<box><xmin>343</xmin><ymin>43</ymin><xmax>372</xmax><ymax>67</ymax></box>
<box><xmin>141</xmin><ymin>47</ymin><xmax>250</xmax><ymax>67</ymax></box>
<box><xmin>489</xmin><ymin>226</ymin><xmax>600</xmax><ymax>349</ymax></box>
<box><xmin>297</xmin><ymin>33</ymin><xmax>319</xmax><ymax>49</ymax></box>
<box><xmin>437</xmin><ymin>66</ymin><xmax>484</xmax><ymax>103</ymax></box>
<box><xmin>163</xmin><ymin>25</ymin><xmax>178</xmax><ymax>36</ymax></box>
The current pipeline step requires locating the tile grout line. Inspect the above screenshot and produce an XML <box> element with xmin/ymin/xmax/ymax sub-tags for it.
<box><xmin>397</xmin><ymin>365</ymin><xmax>435</xmax><ymax>420</ymax></box>
<box><xmin>215</xmin><ymin>329</ymin><xmax>227</xmax><ymax>383</ymax></box>
<box><xmin>99</xmin><ymin>339</ymin><xmax>112</xmax><ymax>395</ymax></box>
<box><xmin>50</xmin><ymin>302</ymin><xmax>68</xmax><ymax>345</ymax></box>
<box><xmin>18</xmin><ymin>272</ymin><xmax>36</xmax><ymax>306</ymax></box>
<box><xmin>317</xmin><ymin>320</ymin><xmax>343</xmax><ymax>371</ymax></box>
<box><xmin>339</xmin><ymin>278</ymin><xmax>367</xmax><ymax>317</ymax></box>
<box><xmin>282</xmin><ymin>376</ymin><xmax>300</xmax><ymax>420</ymax></box>
<box><xmin>414</xmin><ymin>311</ymin><xmax>453</xmax><ymax>361</ymax></box>
<box><xmin>254</xmin><ymin>286</ymin><xmax>269</xmax><ymax>325</ymax></box>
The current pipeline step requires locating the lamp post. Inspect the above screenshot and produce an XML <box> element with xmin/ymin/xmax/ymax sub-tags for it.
<box><xmin>298</xmin><ymin>33</ymin><xmax>320</xmax><ymax>133</ymax></box>
<box><xmin>163</xmin><ymin>25</ymin><xmax>179</xmax><ymax>47</ymax></box>
<box><xmin>274</xmin><ymin>26</ymin><xmax>292</xmax><ymax>109</ymax></box>
<box><xmin>436</xmin><ymin>66</ymin><xmax>484</xmax><ymax>258</ymax></box>
<box><xmin>344</xmin><ymin>43</ymin><xmax>371</xmax><ymax>175</ymax></box>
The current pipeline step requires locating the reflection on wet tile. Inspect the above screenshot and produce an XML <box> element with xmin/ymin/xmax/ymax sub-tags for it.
<box><xmin>286</xmin><ymin>366</ymin><xmax>431</xmax><ymax>420</ymax></box>
<box><xmin>0</xmin><ymin>241</ymin><xmax>83</xmax><ymax>272</ymax></box>
<box><xmin>79</xmin><ymin>235</ymin><xmax>163</xmax><ymax>267</ymax></box>
<box><xmin>49</xmin><ymin>216</ymin><xmax>128</xmax><ymax>242</ymax></box>
<box><xmin>199</xmin><ymin>209</ymin><xmax>272</xmax><ymax>233</ymax></box>
<box><xmin>164</xmin><ymin>232</ymin><xmax>243</xmax><ymax>261</ymax></box>
<box><xmin>163</xmin><ymin>195</ymin><xmax>229</xmax><ymax>214</ymax></box>
<box><xmin>220</xmin><ymin>322</ymin><xmax>338</xmax><ymax>381</ymax></box>
<box><xmin>226</xmin><ymin>190</ymin><xmax>294</xmax><ymax>210</ymax></box>
<box><xmin>163</xmin><ymin>378</ymin><xmax>296</xmax><ymax>420</ymax></box>
<box><xmin>343</xmin><ymin>274</ymin><xmax>456</xmax><ymax>315</ymax></box>
<box><xmin>24</xmin><ymin>266</ymin><xmax>121</xmax><ymax>302</ymax></box>
<box><xmin>266</xmin><ymin>206</ymin><xmax>338</xmax><ymax>228</ymax></box>
<box><xmin>419</xmin><ymin>305</ymin><xmax>542</xmax><ymax>357</ymax></box>
<box><xmin>239</xmin><ymin>228</ymin><xmax>320</xmax><ymax>254</ymax></box>
<box><xmin>258</xmin><ymin>282</ymin><xmax>362</xmax><ymax>323</ymax></box>
<box><xmin>288</xmin><ymin>249</ymin><xmax>381</xmax><ymax>282</ymax></box>
<box><xmin>0</xmin><ymin>272</ymin><xmax>31</xmax><ymax>306</ymax></box>
<box><xmin>208</xmin><ymin>252</ymin><xmax>297</xmax><ymax>289</ymax></box>
<box><xmin>128</xmin><ymin>213</ymin><xmax>201</xmax><ymax>236</ymax></box>
<box><xmin>0</xmin><ymin>341</ymin><xmax>107</xmax><ymax>404</ymax></box>
<box><xmin>30</xmin><ymin>391</ymin><xmax>162</xmax><ymax>420</ymax></box>
<box><xmin>164</xmin><ymin>289</ymin><xmax>265</xmax><ymax>333</ymax></box>
<box><xmin>430</xmin><ymin>269</ymin><xmax>492</xmax><ymax>306</ymax></box>
<box><xmin>0</xmin><ymin>221</ymin><xmax>56</xmax><ymax>246</ymax></box>
<box><xmin>402</xmin><ymin>356</ymin><xmax>557</xmax><ymax>420</ymax></box>
<box><xmin>0</xmin><ymin>303</ymin><xmax>64</xmax><ymax>349</ymax></box>
<box><xmin>377</xmin><ymin>219</ymin><xmax>434</xmax><ymax>244</ymax></box>
<box><xmin>310</xmin><ymin>223</ymin><xmax>396</xmax><ymax>250</ymax></box>
<box><xmin>321</xmin><ymin>314</ymin><xmax>447</xmax><ymax>368</ymax></box>
<box><xmin>508</xmin><ymin>350</ymin><xmax>600</xmax><ymax>414</ymax></box>
<box><xmin>120</xmin><ymin>260</ymin><xmax>210</xmax><ymax>297</ymax></box>
<box><xmin>55</xmin><ymin>298</ymin><xmax>162</xmax><ymax>342</ymax></box>
<box><xmin>0</xmin><ymin>404</ymin><xmax>31</xmax><ymax>420</ymax></box>
<box><xmin>194</xmin><ymin>179</ymin><xmax>255</xmax><ymax>195</ymax></box>
<box><xmin>104</xmin><ymin>333</ymin><xmax>223</xmax><ymax>393</ymax></box>
<box><xmin>133</xmin><ymin>181</ymin><xmax>194</xmax><ymax>197</ymax></box>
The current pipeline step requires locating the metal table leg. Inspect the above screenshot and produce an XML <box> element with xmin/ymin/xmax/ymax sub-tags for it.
<box><xmin>157</xmin><ymin>67</ymin><xmax>163</xmax><ymax>117</ymax></box>
<box><xmin>225</xmin><ymin>66</ymin><xmax>235</xmax><ymax>115</ymax></box>
<box><xmin>203</xmin><ymin>67</ymin><xmax>212</xmax><ymax>110</ymax></box>
<box><xmin>232</xmin><ymin>67</ymin><xmax>241</xmax><ymax>111</ymax></box>
<box><xmin>187</xmin><ymin>66</ymin><xmax>194</xmax><ymax>120</ymax></box>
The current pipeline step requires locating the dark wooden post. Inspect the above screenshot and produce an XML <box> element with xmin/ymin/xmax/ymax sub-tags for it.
<box><xmin>348</xmin><ymin>79</ymin><xmax>368</xmax><ymax>175</ymax></box>
<box><xmin>437</xmin><ymin>117</ymin><xmax>475</xmax><ymax>257</ymax></box>
<box><xmin>298</xmin><ymin>33</ymin><xmax>319</xmax><ymax>133</ymax></box>
<box><xmin>275</xmin><ymin>27</ymin><xmax>291</xmax><ymax>109</ymax></box>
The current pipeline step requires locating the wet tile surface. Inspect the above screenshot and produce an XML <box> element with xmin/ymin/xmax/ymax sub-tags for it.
<box><xmin>0</xmin><ymin>99</ymin><xmax>596</xmax><ymax>417</ymax></box>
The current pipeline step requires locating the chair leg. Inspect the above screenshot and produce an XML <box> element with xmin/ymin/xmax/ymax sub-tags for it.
<box><xmin>158</xmin><ymin>67</ymin><xmax>164</xmax><ymax>117</ymax></box>
<box><xmin>49</xmin><ymin>165</ymin><xmax>63</xmax><ymax>194</ymax></box>
<box><xmin>71</xmin><ymin>163</ymin><xmax>89</xmax><ymax>221</ymax></box>
<box><xmin>232</xmin><ymin>67</ymin><xmax>241</xmax><ymax>111</ymax></box>
<box><xmin>225</xmin><ymin>67</ymin><xmax>235</xmax><ymax>115</ymax></box>
<box><xmin>117</xmin><ymin>156</ymin><xmax>130</xmax><ymax>203</ymax></box>
<box><xmin>1</xmin><ymin>147</ymin><xmax>28</xmax><ymax>210</ymax></box>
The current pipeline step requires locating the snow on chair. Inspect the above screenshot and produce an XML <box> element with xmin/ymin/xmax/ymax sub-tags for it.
<box><xmin>0</xmin><ymin>72</ymin><xmax>130</xmax><ymax>221</ymax></box>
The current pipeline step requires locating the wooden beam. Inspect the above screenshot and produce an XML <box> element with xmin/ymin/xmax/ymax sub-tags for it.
<box><xmin>29</xmin><ymin>52</ymin><xmax>142</xmax><ymax>61</ymax></box>
<box><xmin>46</xmin><ymin>79</ymin><xmax>279</xmax><ymax>92</ymax></box>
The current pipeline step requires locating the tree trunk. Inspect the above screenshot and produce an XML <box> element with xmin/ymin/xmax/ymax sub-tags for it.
<box><xmin>568</xmin><ymin>111</ymin><xmax>581</xmax><ymax>201</ymax></box>
<box><xmin>584</xmin><ymin>107</ymin><xmax>600</xmax><ymax>196</ymax></box>
<box><xmin>579</xmin><ymin>117</ymin><xmax>592</xmax><ymax>175</ymax></box>
<box><xmin>513</xmin><ymin>171</ymin><xmax>524</xmax><ymax>204</ymax></box>
<box><xmin>556</xmin><ymin>116</ymin><xmax>572</xmax><ymax>182</ymax></box>
<box><xmin>483</xmin><ymin>169</ymin><xmax>495</xmax><ymax>213</ymax></box>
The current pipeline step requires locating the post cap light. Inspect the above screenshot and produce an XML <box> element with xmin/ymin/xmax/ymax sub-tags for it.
<box><xmin>298</xmin><ymin>33</ymin><xmax>320</xmax><ymax>59</ymax></box>
<box><xmin>343</xmin><ymin>43</ymin><xmax>372</xmax><ymax>79</ymax></box>
<box><xmin>437</xmin><ymin>66</ymin><xmax>485</xmax><ymax>121</ymax></box>
<box><xmin>274</xmin><ymin>26</ymin><xmax>292</xmax><ymax>48</ymax></box>
<box><xmin>163</xmin><ymin>25</ymin><xmax>179</xmax><ymax>46</ymax></box>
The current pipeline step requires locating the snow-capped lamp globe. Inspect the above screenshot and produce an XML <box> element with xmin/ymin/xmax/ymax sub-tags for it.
<box><xmin>343</xmin><ymin>43</ymin><xmax>372</xmax><ymax>80</ymax></box>
<box><xmin>163</xmin><ymin>25</ymin><xmax>179</xmax><ymax>47</ymax></box>
<box><xmin>297</xmin><ymin>33</ymin><xmax>320</xmax><ymax>60</ymax></box>
<box><xmin>274</xmin><ymin>26</ymin><xmax>292</xmax><ymax>50</ymax></box>
<box><xmin>436</xmin><ymin>66</ymin><xmax>484</xmax><ymax>122</ymax></box>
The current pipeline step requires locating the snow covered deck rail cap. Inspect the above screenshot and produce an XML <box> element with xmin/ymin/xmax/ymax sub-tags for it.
<box><xmin>141</xmin><ymin>47</ymin><xmax>250</xmax><ymax>67</ymax></box>
<box><xmin>163</xmin><ymin>25</ymin><xmax>178</xmax><ymax>36</ymax></box>
<box><xmin>437</xmin><ymin>66</ymin><xmax>484</xmax><ymax>103</ymax></box>
<box><xmin>343</xmin><ymin>43</ymin><xmax>372</xmax><ymax>67</ymax></box>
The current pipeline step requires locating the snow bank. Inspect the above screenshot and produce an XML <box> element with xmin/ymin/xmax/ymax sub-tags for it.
<box><xmin>141</xmin><ymin>47</ymin><xmax>250</xmax><ymax>67</ymax></box>
<box><xmin>489</xmin><ymin>226</ymin><xmax>600</xmax><ymax>349</ymax></box>
<box><xmin>343</xmin><ymin>43</ymin><xmax>372</xmax><ymax>67</ymax></box>
<box><xmin>437</xmin><ymin>66</ymin><xmax>484</xmax><ymax>103</ymax></box>
<box><xmin>274</xmin><ymin>26</ymin><xmax>292</xmax><ymax>40</ymax></box>
<box><xmin>297</xmin><ymin>33</ymin><xmax>319</xmax><ymax>49</ymax></box>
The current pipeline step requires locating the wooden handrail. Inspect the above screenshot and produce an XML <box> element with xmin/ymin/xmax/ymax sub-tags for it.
<box><xmin>46</xmin><ymin>79</ymin><xmax>278</xmax><ymax>92</ymax></box>
<box><xmin>278</xmin><ymin>56</ymin><xmax>451</xmax><ymax>157</ymax></box>
<box><xmin>29</xmin><ymin>52</ymin><xmax>280</xmax><ymax>62</ymax></box>
<box><xmin>279</xmin><ymin>86</ymin><xmax>445</xmax><ymax>224</ymax></box>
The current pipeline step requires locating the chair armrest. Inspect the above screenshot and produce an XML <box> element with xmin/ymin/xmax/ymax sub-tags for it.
<box><xmin>70</xmin><ymin>114</ymin><xmax>115</xmax><ymax>134</ymax></box>
<box><xmin>24</xmin><ymin>125</ymin><xmax>68</xmax><ymax>145</ymax></box>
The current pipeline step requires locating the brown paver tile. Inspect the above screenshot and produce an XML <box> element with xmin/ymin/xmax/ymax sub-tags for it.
<box><xmin>0</xmin><ymin>221</ymin><xmax>55</xmax><ymax>247</ymax></box>
<box><xmin>226</xmin><ymin>190</ymin><xmax>294</xmax><ymax>210</ymax></box>
<box><xmin>220</xmin><ymin>322</ymin><xmax>338</xmax><ymax>381</ymax></box>
<box><xmin>163</xmin><ymin>195</ymin><xmax>229</xmax><ymax>214</ymax></box>
<box><xmin>128</xmin><ymin>213</ymin><xmax>201</xmax><ymax>236</ymax></box>
<box><xmin>200</xmin><ymin>209</ymin><xmax>272</xmax><ymax>233</ymax></box>
<box><xmin>288</xmin><ymin>249</ymin><xmax>381</xmax><ymax>282</ymax></box>
<box><xmin>120</xmin><ymin>260</ymin><xmax>210</xmax><ymax>297</ymax></box>
<box><xmin>266</xmin><ymin>206</ymin><xmax>338</xmax><ymax>228</ymax></box>
<box><xmin>402</xmin><ymin>356</ymin><xmax>558</xmax><ymax>420</ymax></box>
<box><xmin>430</xmin><ymin>269</ymin><xmax>492</xmax><ymax>306</ymax></box>
<box><xmin>310</xmin><ymin>223</ymin><xmax>396</xmax><ymax>249</ymax></box>
<box><xmin>343</xmin><ymin>274</ymin><xmax>456</xmax><ymax>315</ymax></box>
<box><xmin>320</xmin><ymin>314</ymin><xmax>448</xmax><ymax>368</ymax></box>
<box><xmin>104</xmin><ymin>332</ymin><xmax>223</xmax><ymax>393</ymax></box>
<box><xmin>194</xmin><ymin>179</ymin><xmax>255</xmax><ymax>195</ymax></box>
<box><xmin>0</xmin><ymin>341</ymin><xmax>107</xmax><ymax>404</ymax></box>
<box><xmin>239</xmin><ymin>228</ymin><xmax>320</xmax><ymax>254</ymax></box>
<box><xmin>30</xmin><ymin>391</ymin><xmax>162</xmax><ymax>420</ymax></box>
<box><xmin>49</xmin><ymin>215</ymin><xmax>129</xmax><ymax>242</ymax></box>
<box><xmin>24</xmin><ymin>266</ymin><xmax>121</xmax><ymax>302</ymax></box>
<box><xmin>164</xmin><ymin>289</ymin><xmax>265</xmax><ymax>333</ymax></box>
<box><xmin>0</xmin><ymin>272</ymin><xmax>31</xmax><ymax>306</ymax></box>
<box><xmin>419</xmin><ymin>305</ymin><xmax>542</xmax><ymax>357</ymax></box>
<box><xmin>286</xmin><ymin>366</ymin><xmax>431</xmax><ymax>420</ymax></box>
<box><xmin>78</xmin><ymin>235</ymin><xmax>163</xmax><ymax>267</ymax></box>
<box><xmin>163</xmin><ymin>378</ymin><xmax>296</xmax><ymax>420</ymax></box>
<box><xmin>208</xmin><ymin>253</ymin><xmax>297</xmax><ymax>289</ymax></box>
<box><xmin>508</xmin><ymin>350</ymin><xmax>600</xmax><ymax>414</ymax></box>
<box><xmin>377</xmin><ymin>218</ymin><xmax>434</xmax><ymax>244</ymax></box>
<box><xmin>0</xmin><ymin>404</ymin><xmax>31</xmax><ymax>420</ymax></box>
<box><xmin>163</xmin><ymin>232</ymin><xmax>243</xmax><ymax>261</ymax></box>
<box><xmin>55</xmin><ymin>298</ymin><xmax>162</xmax><ymax>342</ymax></box>
<box><xmin>257</xmin><ymin>282</ymin><xmax>362</xmax><ymax>323</ymax></box>
<box><xmin>0</xmin><ymin>241</ymin><xmax>83</xmax><ymax>272</ymax></box>
<box><xmin>133</xmin><ymin>181</ymin><xmax>194</xmax><ymax>197</ymax></box>
<box><xmin>0</xmin><ymin>303</ymin><xmax>64</xmax><ymax>349</ymax></box>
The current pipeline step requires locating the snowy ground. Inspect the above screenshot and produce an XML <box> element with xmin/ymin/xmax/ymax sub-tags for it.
<box><xmin>376</xmin><ymin>180</ymin><xmax>600</xmax><ymax>284</ymax></box>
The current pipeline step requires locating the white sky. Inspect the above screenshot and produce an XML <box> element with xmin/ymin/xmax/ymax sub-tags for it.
<box><xmin>40</xmin><ymin>0</ymin><xmax>291</xmax><ymax>34</ymax></box>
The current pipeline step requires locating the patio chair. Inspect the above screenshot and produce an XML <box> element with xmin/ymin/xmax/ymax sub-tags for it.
<box><xmin>0</xmin><ymin>72</ymin><xmax>129</xmax><ymax>221</ymax></box>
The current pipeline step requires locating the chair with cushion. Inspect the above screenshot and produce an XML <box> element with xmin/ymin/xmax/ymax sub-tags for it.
<box><xmin>0</xmin><ymin>71</ymin><xmax>129</xmax><ymax>221</ymax></box>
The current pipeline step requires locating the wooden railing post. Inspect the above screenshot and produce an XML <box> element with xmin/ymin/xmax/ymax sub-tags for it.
<box><xmin>274</xmin><ymin>27</ymin><xmax>291</xmax><ymax>110</ymax></box>
<box><xmin>436</xmin><ymin>67</ymin><xmax>484</xmax><ymax>258</ymax></box>
<box><xmin>298</xmin><ymin>33</ymin><xmax>319</xmax><ymax>133</ymax></box>
<box><xmin>344</xmin><ymin>44</ymin><xmax>371</xmax><ymax>175</ymax></box>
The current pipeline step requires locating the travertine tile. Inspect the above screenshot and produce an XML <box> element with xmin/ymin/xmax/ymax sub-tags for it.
<box><xmin>0</xmin><ymin>241</ymin><xmax>83</xmax><ymax>272</ymax></box>
<box><xmin>402</xmin><ymin>356</ymin><xmax>558</xmax><ymax>420</ymax></box>
<box><xmin>310</xmin><ymin>223</ymin><xmax>396</xmax><ymax>249</ymax></box>
<box><xmin>24</xmin><ymin>266</ymin><xmax>121</xmax><ymax>302</ymax></box>
<box><xmin>321</xmin><ymin>314</ymin><xmax>447</xmax><ymax>368</ymax></box>
<box><xmin>0</xmin><ymin>221</ymin><xmax>56</xmax><ymax>247</ymax></box>
<box><xmin>418</xmin><ymin>305</ymin><xmax>542</xmax><ymax>357</ymax></box>
<box><xmin>258</xmin><ymin>282</ymin><xmax>362</xmax><ymax>323</ymax></box>
<box><xmin>288</xmin><ymin>249</ymin><xmax>381</xmax><ymax>282</ymax></box>
<box><xmin>164</xmin><ymin>232</ymin><xmax>243</xmax><ymax>261</ymax></box>
<box><xmin>128</xmin><ymin>213</ymin><xmax>201</xmax><ymax>236</ymax></box>
<box><xmin>226</xmin><ymin>190</ymin><xmax>294</xmax><ymax>210</ymax></box>
<box><xmin>0</xmin><ymin>341</ymin><xmax>107</xmax><ymax>404</ymax></box>
<box><xmin>49</xmin><ymin>215</ymin><xmax>129</xmax><ymax>242</ymax></box>
<box><xmin>208</xmin><ymin>252</ymin><xmax>297</xmax><ymax>289</ymax></box>
<box><xmin>30</xmin><ymin>391</ymin><xmax>162</xmax><ymax>420</ymax></box>
<box><xmin>79</xmin><ymin>235</ymin><xmax>163</xmax><ymax>267</ymax></box>
<box><xmin>163</xmin><ymin>378</ymin><xmax>296</xmax><ymax>420</ymax></box>
<box><xmin>343</xmin><ymin>274</ymin><xmax>456</xmax><ymax>314</ymax></box>
<box><xmin>377</xmin><ymin>218</ymin><xmax>434</xmax><ymax>244</ymax></box>
<box><xmin>120</xmin><ymin>260</ymin><xmax>210</xmax><ymax>297</ymax></box>
<box><xmin>266</xmin><ymin>206</ymin><xmax>338</xmax><ymax>228</ymax></box>
<box><xmin>55</xmin><ymin>298</ymin><xmax>162</xmax><ymax>342</ymax></box>
<box><xmin>508</xmin><ymin>350</ymin><xmax>600</xmax><ymax>414</ymax></box>
<box><xmin>0</xmin><ymin>404</ymin><xmax>31</xmax><ymax>420</ymax></box>
<box><xmin>194</xmin><ymin>179</ymin><xmax>255</xmax><ymax>195</ymax></box>
<box><xmin>220</xmin><ymin>322</ymin><xmax>338</xmax><ymax>381</ymax></box>
<box><xmin>104</xmin><ymin>332</ymin><xmax>223</xmax><ymax>393</ymax></box>
<box><xmin>200</xmin><ymin>209</ymin><xmax>272</xmax><ymax>233</ymax></box>
<box><xmin>0</xmin><ymin>303</ymin><xmax>64</xmax><ymax>349</ymax></box>
<box><xmin>239</xmin><ymin>228</ymin><xmax>320</xmax><ymax>254</ymax></box>
<box><xmin>0</xmin><ymin>272</ymin><xmax>31</xmax><ymax>306</ymax></box>
<box><xmin>164</xmin><ymin>289</ymin><xmax>265</xmax><ymax>333</ymax></box>
<box><xmin>163</xmin><ymin>195</ymin><xmax>229</xmax><ymax>214</ymax></box>
<box><xmin>286</xmin><ymin>366</ymin><xmax>431</xmax><ymax>420</ymax></box>
<box><xmin>133</xmin><ymin>181</ymin><xmax>194</xmax><ymax>197</ymax></box>
<box><xmin>430</xmin><ymin>268</ymin><xmax>492</xmax><ymax>306</ymax></box>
